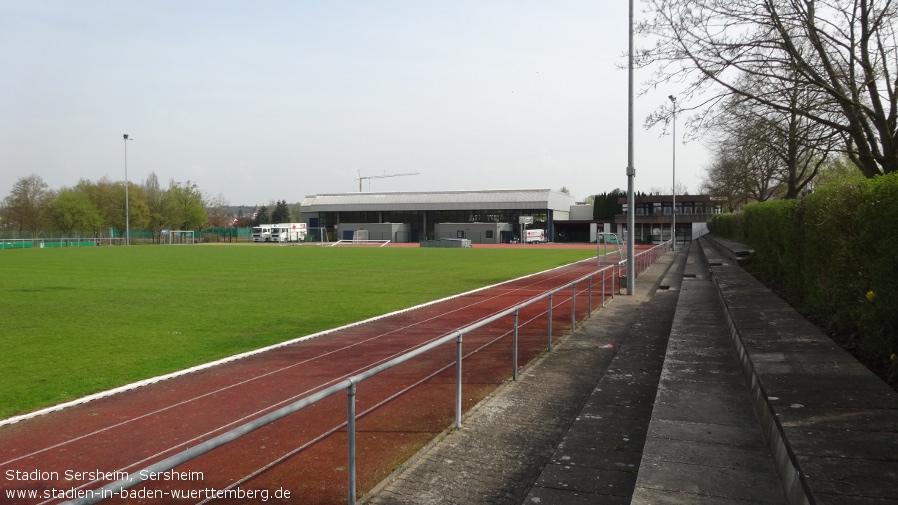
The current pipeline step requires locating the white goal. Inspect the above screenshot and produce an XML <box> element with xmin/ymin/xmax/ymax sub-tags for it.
<box><xmin>597</xmin><ymin>233</ymin><xmax>624</xmax><ymax>264</ymax></box>
<box><xmin>330</xmin><ymin>239</ymin><xmax>391</xmax><ymax>247</ymax></box>
<box><xmin>306</xmin><ymin>227</ymin><xmax>330</xmax><ymax>246</ymax></box>
<box><xmin>163</xmin><ymin>230</ymin><xmax>195</xmax><ymax>245</ymax></box>
<box><xmin>331</xmin><ymin>231</ymin><xmax>390</xmax><ymax>247</ymax></box>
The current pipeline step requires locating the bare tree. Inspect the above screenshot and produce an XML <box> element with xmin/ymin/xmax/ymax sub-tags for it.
<box><xmin>701</xmin><ymin>155</ymin><xmax>749</xmax><ymax>212</ymax></box>
<box><xmin>206</xmin><ymin>192</ymin><xmax>232</xmax><ymax>228</ymax></box>
<box><xmin>638</xmin><ymin>0</ymin><xmax>898</xmax><ymax>177</ymax></box>
<box><xmin>648</xmin><ymin>180</ymin><xmax>691</xmax><ymax>195</ymax></box>
<box><xmin>710</xmin><ymin>72</ymin><xmax>840</xmax><ymax>197</ymax></box>
<box><xmin>702</xmin><ymin>83</ymin><xmax>834</xmax><ymax>202</ymax></box>
<box><xmin>2</xmin><ymin>174</ymin><xmax>54</xmax><ymax>236</ymax></box>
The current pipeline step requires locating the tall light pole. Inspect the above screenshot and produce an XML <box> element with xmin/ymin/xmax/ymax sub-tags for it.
<box><xmin>123</xmin><ymin>134</ymin><xmax>131</xmax><ymax>246</ymax></box>
<box><xmin>668</xmin><ymin>95</ymin><xmax>676</xmax><ymax>251</ymax></box>
<box><xmin>625</xmin><ymin>0</ymin><xmax>636</xmax><ymax>295</ymax></box>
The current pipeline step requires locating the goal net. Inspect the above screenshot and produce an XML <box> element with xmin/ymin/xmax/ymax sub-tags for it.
<box><xmin>164</xmin><ymin>230</ymin><xmax>195</xmax><ymax>245</ymax></box>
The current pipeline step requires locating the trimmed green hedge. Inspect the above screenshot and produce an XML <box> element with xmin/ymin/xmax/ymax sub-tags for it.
<box><xmin>708</xmin><ymin>173</ymin><xmax>898</xmax><ymax>361</ymax></box>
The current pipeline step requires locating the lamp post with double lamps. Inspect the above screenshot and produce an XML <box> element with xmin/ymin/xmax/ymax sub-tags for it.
<box><xmin>123</xmin><ymin>134</ymin><xmax>131</xmax><ymax>246</ymax></box>
<box><xmin>668</xmin><ymin>95</ymin><xmax>676</xmax><ymax>251</ymax></box>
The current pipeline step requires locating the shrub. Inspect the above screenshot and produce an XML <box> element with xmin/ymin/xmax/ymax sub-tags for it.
<box><xmin>733</xmin><ymin>172</ymin><xmax>897</xmax><ymax>363</ymax></box>
<box><xmin>853</xmin><ymin>173</ymin><xmax>898</xmax><ymax>358</ymax></box>
<box><xmin>742</xmin><ymin>199</ymin><xmax>804</xmax><ymax>298</ymax></box>
<box><xmin>708</xmin><ymin>213</ymin><xmax>741</xmax><ymax>239</ymax></box>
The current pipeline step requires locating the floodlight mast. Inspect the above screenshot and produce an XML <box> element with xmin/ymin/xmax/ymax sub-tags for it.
<box><xmin>669</xmin><ymin>95</ymin><xmax>677</xmax><ymax>251</ymax></box>
<box><xmin>355</xmin><ymin>171</ymin><xmax>420</xmax><ymax>192</ymax></box>
<box><xmin>123</xmin><ymin>134</ymin><xmax>132</xmax><ymax>246</ymax></box>
<box><xmin>625</xmin><ymin>0</ymin><xmax>635</xmax><ymax>295</ymax></box>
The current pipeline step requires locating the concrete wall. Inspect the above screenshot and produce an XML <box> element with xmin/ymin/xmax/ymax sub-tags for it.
<box><xmin>569</xmin><ymin>205</ymin><xmax>594</xmax><ymax>221</ymax></box>
<box><xmin>336</xmin><ymin>223</ymin><xmax>411</xmax><ymax>243</ymax></box>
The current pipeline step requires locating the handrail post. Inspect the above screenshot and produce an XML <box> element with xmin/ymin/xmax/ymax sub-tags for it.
<box><xmin>587</xmin><ymin>276</ymin><xmax>592</xmax><ymax>318</ymax></box>
<box><xmin>612</xmin><ymin>266</ymin><xmax>616</xmax><ymax>299</ymax></box>
<box><xmin>347</xmin><ymin>381</ymin><xmax>357</xmax><ymax>505</ymax></box>
<box><xmin>512</xmin><ymin>310</ymin><xmax>519</xmax><ymax>381</ymax></box>
<box><xmin>455</xmin><ymin>333</ymin><xmax>463</xmax><ymax>429</ymax></box>
<box><xmin>547</xmin><ymin>293</ymin><xmax>553</xmax><ymax>351</ymax></box>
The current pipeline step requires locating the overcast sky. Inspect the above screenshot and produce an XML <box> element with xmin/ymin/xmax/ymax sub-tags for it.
<box><xmin>0</xmin><ymin>1</ymin><xmax>709</xmax><ymax>206</ymax></box>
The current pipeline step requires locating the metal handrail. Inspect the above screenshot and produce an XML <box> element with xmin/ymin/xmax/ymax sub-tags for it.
<box><xmin>63</xmin><ymin>242</ymin><xmax>670</xmax><ymax>505</ymax></box>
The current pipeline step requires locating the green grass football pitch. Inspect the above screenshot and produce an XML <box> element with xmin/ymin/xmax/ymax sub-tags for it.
<box><xmin>1</xmin><ymin>244</ymin><xmax>597</xmax><ymax>419</ymax></box>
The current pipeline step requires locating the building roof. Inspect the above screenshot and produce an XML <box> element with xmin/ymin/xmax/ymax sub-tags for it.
<box><xmin>301</xmin><ymin>189</ymin><xmax>575</xmax><ymax>212</ymax></box>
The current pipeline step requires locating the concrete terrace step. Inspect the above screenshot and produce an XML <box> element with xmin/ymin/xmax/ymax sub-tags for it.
<box><xmin>519</xmin><ymin>241</ymin><xmax>689</xmax><ymax>504</ymax></box>
<box><xmin>702</xmin><ymin>236</ymin><xmax>898</xmax><ymax>505</ymax></box>
<box><xmin>632</xmin><ymin>241</ymin><xmax>786</xmax><ymax>504</ymax></box>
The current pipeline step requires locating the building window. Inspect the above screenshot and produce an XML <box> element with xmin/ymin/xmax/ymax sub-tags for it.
<box><xmin>457</xmin><ymin>230</ymin><xmax>465</xmax><ymax>239</ymax></box>
<box><xmin>485</xmin><ymin>230</ymin><xmax>494</xmax><ymax>239</ymax></box>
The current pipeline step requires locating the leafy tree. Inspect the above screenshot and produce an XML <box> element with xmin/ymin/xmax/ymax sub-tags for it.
<box><xmin>814</xmin><ymin>155</ymin><xmax>862</xmax><ymax>190</ymax></box>
<box><xmin>76</xmin><ymin>177</ymin><xmax>148</xmax><ymax>237</ymax></box>
<box><xmin>144</xmin><ymin>172</ymin><xmax>166</xmax><ymax>242</ymax></box>
<box><xmin>2</xmin><ymin>174</ymin><xmax>54</xmax><ymax>236</ymax></box>
<box><xmin>119</xmin><ymin>182</ymin><xmax>149</xmax><ymax>239</ymax></box>
<box><xmin>163</xmin><ymin>180</ymin><xmax>206</xmax><ymax>231</ymax></box>
<box><xmin>79</xmin><ymin>177</ymin><xmax>119</xmax><ymax>235</ymax></box>
<box><xmin>271</xmin><ymin>199</ymin><xmax>291</xmax><ymax>223</ymax></box>
<box><xmin>637</xmin><ymin>0</ymin><xmax>898</xmax><ymax>178</ymax></box>
<box><xmin>52</xmin><ymin>187</ymin><xmax>102</xmax><ymax>236</ymax></box>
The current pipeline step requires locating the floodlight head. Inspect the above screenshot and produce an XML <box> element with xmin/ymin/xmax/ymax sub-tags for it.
<box><xmin>668</xmin><ymin>95</ymin><xmax>676</xmax><ymax>103</ymax></box>
<box><xmin>123</xmin><ymin>134</ymin><xmax>129</xmax><ymax>140</ymax></box>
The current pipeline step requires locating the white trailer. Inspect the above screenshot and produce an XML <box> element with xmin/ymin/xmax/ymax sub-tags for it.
<box><xmin>271</xmin><ymin>223</ymin><xmax>307</xmax><ymax>243</ymax></box>
<box><xmin>525</xmin><ymin>229</ymin><xmax>547</xmax><ymax>244</ymax></box>
<box><xmin>251</xmin><ymin>225</ymin><xmax>273</xmax><ymax>242</ymax></box>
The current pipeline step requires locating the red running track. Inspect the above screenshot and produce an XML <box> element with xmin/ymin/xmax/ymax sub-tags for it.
<box><xmin>0</xmin><ymin>248</ymin><xmax>657</xmax><ymax>505</ymax></box>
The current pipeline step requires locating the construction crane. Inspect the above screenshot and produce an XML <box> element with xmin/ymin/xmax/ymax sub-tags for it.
<box><xmin>355</xmin><ymin>171</ymin><xmax>419</xmax><ymax>192</ymax></box>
